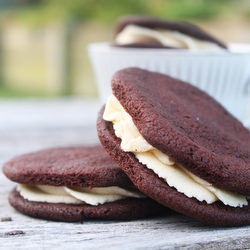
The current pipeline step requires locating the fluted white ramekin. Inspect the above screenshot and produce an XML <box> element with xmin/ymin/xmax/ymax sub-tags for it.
<box><xmin>88</xmin><ymin>42</ymin><xmax>250</xmax><ymax>121</ymax></box>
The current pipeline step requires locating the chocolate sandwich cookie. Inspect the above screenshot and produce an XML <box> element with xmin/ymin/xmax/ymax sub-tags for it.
<box><xmin>97</xmin><ymin>67</ymin><xmax>250</xmax><ymax>227</ymax></box>
<box><xmin>114</xmin><ymin>15</ymin><xmax>227</xmax><ymax>50</ymax></box>
<box><xmin>3</xmin><ymin>145</ymin><xmax>165</xmax><ymax>221</ymax></box>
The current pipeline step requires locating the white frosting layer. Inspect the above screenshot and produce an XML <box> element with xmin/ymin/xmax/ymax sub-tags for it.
<box><xmin>116</xmin><ymin>24</ymin><xmax>223</xmax><ymax>51</ymax></box>
<box><xmin>103</xmin><ymin>95</ymin><xmax>248</xmax><ymax>207</ymax></box>
<box><xmin>17</xmin><ymin>184</ymin><xmax>144</xmax><ymax>206</ymax></box>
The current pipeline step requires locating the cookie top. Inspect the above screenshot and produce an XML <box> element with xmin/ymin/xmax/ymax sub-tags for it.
<box><xmin>3</xmin><ymin>145</ymin><xmax>132</xmax><ymax>188</ymax></box>
<box><xmin>97</xmin><ymin>112</ymin><xmax>250</xmax><ymax>226</ymax></box>
<box><xmin>111</xmin><ymin>68</ymin><xmax>250</xmax><ymax>196</ymax></box>
<box><xmin>115</xmin><ymin>15</ymin><xmax>227</xmax><ymax>49</ymax></box>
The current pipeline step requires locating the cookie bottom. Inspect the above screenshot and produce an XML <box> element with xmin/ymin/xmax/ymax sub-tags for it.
<box><xmin>111</xmin><ymin>42</ymin><xmax>174</xmax><ymax>49</ymax></box>
<box><xmin>9</xmin><ymin>189</ymin><xmax>166</xmax><ymax>222</ymax></box>
<box><xmin>97</xmin><ymin>108</ymin><xmax>250</xmax><ymax>227</ymax></box>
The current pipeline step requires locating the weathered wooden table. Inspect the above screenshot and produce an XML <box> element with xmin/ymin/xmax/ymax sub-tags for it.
<box><xmin>0</xmin><ymin>99</ymin><xmax>250</xmax><ymax>249</ymax></box>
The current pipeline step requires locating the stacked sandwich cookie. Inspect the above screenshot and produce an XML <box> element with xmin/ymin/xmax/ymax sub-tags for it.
<box><xmin>97</xmin><ymin>67</ymin><xmax>250</xmax><ymax>227</ymax></box>
<box><xmin>114</xmin><ymin>15</ymin><xmax>226</xmax><ymax>50</ymax></box>
<box><xmin>3</xmin><ymin>146</ymin><xmax>165</xmax><ymax>221</ymax></box>
<box><xmin>3</xmin><ymin>67</ymin><xmax>250</xmax><ymax>227</ymax></box>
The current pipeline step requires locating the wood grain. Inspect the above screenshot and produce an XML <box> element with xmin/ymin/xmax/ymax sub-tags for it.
<box><xmin>0</xmin><ymin>99</ymin><xmax>249</xmax><ymax>249</ymax></box>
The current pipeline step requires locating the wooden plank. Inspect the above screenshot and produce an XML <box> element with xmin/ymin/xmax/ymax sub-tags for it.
<box><xmin>0</xmin><ymin>100</ymin><xmax>249</xmax><ymax>249</ymax></box>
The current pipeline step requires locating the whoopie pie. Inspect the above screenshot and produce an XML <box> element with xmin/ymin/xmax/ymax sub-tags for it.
<box><xmin>114</xmin><ymin>15</ymin><xmax>227</xmax><ymax>50</ymax></box>
<box><xmin>3</xmin><ymin>145</ymin><xmax>165</xmax><ymax>221</ymax></box>
<box><xmin>97</xmin><ymin>67</ymin><xmax>249</xmax><ymax>227</ymax></box>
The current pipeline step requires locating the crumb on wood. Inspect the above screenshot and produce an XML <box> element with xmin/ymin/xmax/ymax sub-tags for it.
<box><xmin>5</xmin><ymin>230</ymin><xmax>25</xmax><ymax>236</ymax></box>
<box><xmin>1</xmin><ymin>217</ymin><xmax>12</xmax><ymax>222</ymax></box>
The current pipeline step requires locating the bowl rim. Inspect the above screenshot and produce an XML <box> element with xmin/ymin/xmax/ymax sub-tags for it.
<box><xmin>88</xmin><ymin>42</ymin><xmax>250</xmax><ymax>57</ymax></box>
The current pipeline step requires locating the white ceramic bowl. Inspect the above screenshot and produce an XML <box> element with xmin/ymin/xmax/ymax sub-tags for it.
<box><xmin>88</xmin><ymin>42</ymin><xmax>250</xmax><ymax>121</ymax></box>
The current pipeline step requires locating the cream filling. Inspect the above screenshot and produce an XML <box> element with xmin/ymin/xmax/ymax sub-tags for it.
<box><xmin>17</xmin><ymin>184</ymin><xmax>145</xmax><ymax>206</ymax></box>
<box><xmin>103</xmin><ymin>95</ymin><xmax>248</xmax><ymax>207</ymax></box>
<box><xmin>115</xmin><ymin>24</ymin><xmax>223</xmax><ymax>51</ymax></box>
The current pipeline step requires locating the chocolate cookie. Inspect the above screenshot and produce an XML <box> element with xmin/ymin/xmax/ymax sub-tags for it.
<box><xmin>3</xmin><ymin>146</ymin><xmax>131</xmax><ymax>188</ymax></box>
<box><xmin>114</xmin><ymin>15</ymin><xmax>227</xmax><ymax>49</ymax></box>
<box><xmin>97</xmin><ymin>67</ymin><xmax>250</xmax><ymax>226</ymax></box>
<box><xmin>3</xmin><ymin>145</ymin><xmax>165</xmax><ymax>221</ymax></box>
<box><xmin>9</xmin><ymin>189</ymin><xmax>161</xmax><ymax>221</ymax></box>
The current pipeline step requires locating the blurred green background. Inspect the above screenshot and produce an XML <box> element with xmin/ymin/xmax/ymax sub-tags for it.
<box><xmin>0</xmin><ymin>0</ymin><xmax>249</xmax><ymax>98</ymax></box>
